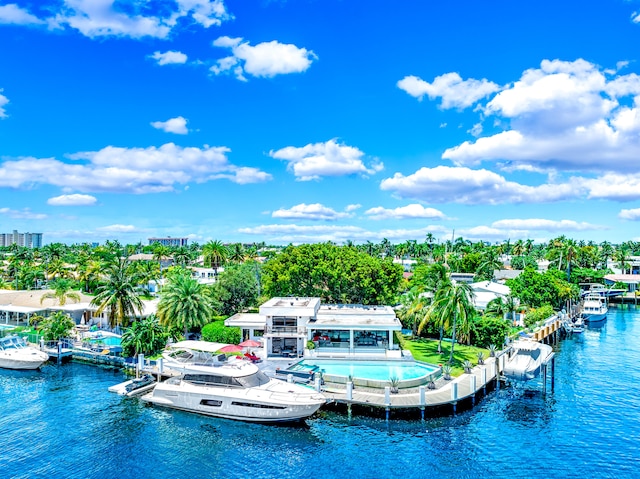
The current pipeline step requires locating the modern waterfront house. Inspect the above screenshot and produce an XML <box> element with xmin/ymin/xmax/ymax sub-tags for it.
<box><xmin>225</xmin><ymin>297</ymin><xmax>403</xmax><ymax>359</ymax></box>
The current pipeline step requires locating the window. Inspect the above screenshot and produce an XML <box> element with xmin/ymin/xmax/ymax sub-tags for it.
<box><xmin>231</xmin><ymin>401</ymin><xmax>287</xmax><ymax>410</ymax></box>
<box><xmin>272</xmin><ymin>316</ymin><xmax>297</xmax><ymax>328</ymax></box>
<box><xmin>200</xmin><ymin>399</ymin><xmax>222</xmax><ymax>407</ymax></box>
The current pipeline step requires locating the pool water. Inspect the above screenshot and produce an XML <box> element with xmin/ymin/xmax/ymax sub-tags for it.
<box><xmin>90</xmin><ymin>336</ymin><xmax>121</xmax><ymax>346</ymax></box>
<box><xmin>290</xmin><ymin>359</ymin><xmax>438</xmax><ymax>381</ymax></box>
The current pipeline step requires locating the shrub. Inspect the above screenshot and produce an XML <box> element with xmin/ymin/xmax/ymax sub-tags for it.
<box><xmin>201</xmin><ymin>320</ymin><xmax>241</xmax><ymax>344</ymax></box>
<box><xmin>472</xmin><ymin>316</ymin><xmax>510</xmax><ymax>348</ymax></box>
<box><xmin>523</xmin><ymin>304</ymin><xmax>555</xmax><ymax>328</ymax></box>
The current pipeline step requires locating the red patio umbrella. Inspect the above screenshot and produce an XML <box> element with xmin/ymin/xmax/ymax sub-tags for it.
<box><xmin>239</xmin><ymin>339</ymin><xmax>261</xmax><ymax>348</ymax></box>
<box><xmin>217</xmin><ymin>344</ymin><xmax>243</xmax><ymax>353</ymax></box>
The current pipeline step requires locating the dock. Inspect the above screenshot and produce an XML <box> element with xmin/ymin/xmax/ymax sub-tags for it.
<box><xmin>316</xmin><ymin>356</ymin><xmax>502</xmax><ymax>416</ymax></box>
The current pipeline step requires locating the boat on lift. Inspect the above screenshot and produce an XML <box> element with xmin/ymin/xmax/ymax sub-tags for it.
<box><xmin>502</xmin><ymin>340</ymin><xmax>554</xmax><ymax>381</ymax></box>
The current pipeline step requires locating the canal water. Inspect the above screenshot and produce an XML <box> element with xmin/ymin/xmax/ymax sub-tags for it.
<box><xmin>1</xmin><ymin>305</ymin><xmax>639</xmax><ymax>479</ymax></box>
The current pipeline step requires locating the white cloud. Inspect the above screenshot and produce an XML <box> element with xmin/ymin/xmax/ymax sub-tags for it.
<box><xmin>619</xmin><ymin>208</ymin><xmax>640</xmax><ymax>221</ymax></box>
<box><xmin>491</xmin><ymin>218</ymin><xmax>605</xmax><ymax>231</ymax></box>
<box><xmin>0</xmin><ymin>207</ymin><xmax>47</xmax><ymax>220</ymax></box>
<box><xmin>0</xmin><ymin>143</ymin><xmax>271</xmax><ymax>194</ymax></box>
<box><xmin>151</xmin><ymin>116</ymin><xmax>189</xmax><ymax>134</ymax></box>
<box><xmin>397</xmin><ymin>72</ymin><xmax>500</xmax><ymax>109</ymax></box>
<box><xmin>632</xmin><ymin>12</ymin><xmax>640</xmax><ymax>23</ymax></box>
<box><xmin>151</xmin><ymin>51</ymin><xmax>188</xmax><ymax>66</ymax></box>
<box><xmin>582</xmin><ymin>173</ymin><xmax>640</xmax><ymax>201</ymax></box>
<box><xmin>0</xmin><ymin>3</ymin><xmax>44</xmax><ymax>25</ymax></box>
<box><xmin>1</xmin><ymin>1</ymin><xmax>231</xmax><ymax>39</ymax></box>
<box><xmin>380</xmin><ymin>166</ymin><xmax>583</xmax><ymax>205</ymax></box>
<box><xmin>0</xmin><ymin>90</ymin><xmax>8</xmax><ymax>118</ymax></box>
<box><xmin>211</xmin><ymin>36</ymin><xmax>317</xmax><ymax>80</ymax></box>
<box><xmin>365</xmin><ymin>204</ymin><xmax>446</xmax><ymax>220</ymax></box>
<box><xmin>47</xmin><ymin>194</ymin><xmax>97</xmax><ymax>206</ymax></box>
<box><xmin>272</xmin><ymin>203</ymin><xmax>353</xmax><ymax>221</ymax></box>
<box><xmin>238</xmin><ymin>223</ymin><xmax>447</xmax><ymax>244</ymax></box>
<box><xmin>96</xmin><ymin>224</ymin><xmax>140</xmax><ymax>233</ymax></box>
<box><xmin>442</xmin><ymin>59</ymin><xmax>640</xmax><ymax>174</ymax></box>
<box><xmin>345</xmin><ymin>204</ymin><xmax>361</xmax><ymax>212</ymax></box>
<box><xmin>270</xmin><ymin>139</ymin><xmax>383</xmax><ymax>181</ymax></box>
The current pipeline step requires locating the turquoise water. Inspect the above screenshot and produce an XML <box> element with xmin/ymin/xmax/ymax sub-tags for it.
<box><xmin>89</xmin><ymin>336</ymin><xmax>121</xmax><ymax>346</ymax></box>
<box><xmin>291</xmin><ymin>359</ymin><xmax>438</xmax><ymax>381</ymax></box>
<box><xmin>1</xmin><ymin>305</ymin><xmax>639</xmax><ymax>479</ymax></box>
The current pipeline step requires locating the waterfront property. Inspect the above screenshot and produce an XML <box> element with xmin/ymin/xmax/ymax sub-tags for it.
<box><xmin>0</xmin><ymin>289</ymin><xmax>158</xmax><ymax>330</ymax></box>
<box><xmin>225</xmin><ymin>297</ymin><xmax>403</xmax><ymax>359</ymax></box>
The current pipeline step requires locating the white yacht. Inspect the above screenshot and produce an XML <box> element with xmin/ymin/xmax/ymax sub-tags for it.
<box><xmin>502</xmin><ymin>340</ymin><xmax>553</xmax><ymax>381</ymax></box>
<box><xmin>141</xmin><ymin>341</ymin><xmax>326</xmax><ymax>422</ymax></box>
<box><xmin>0</xmin><ymin>335</ymin><xmax>49</xmax><ymax>370</ymax></box>
<box><xmin>582</xmin><ymin>294</ymin><xmax>608</xmax><ymax>324</ymax></box>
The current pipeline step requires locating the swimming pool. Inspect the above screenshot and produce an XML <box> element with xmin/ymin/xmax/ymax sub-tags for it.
<box><xmin>289</xmin><ymin>359</ymin><xmax>440</xmax><ymax>388</ymax></box>
<box><xmin>89</xmin><ymin>336</ymin><xmax>121</xmax><ymax>346</ymax></box>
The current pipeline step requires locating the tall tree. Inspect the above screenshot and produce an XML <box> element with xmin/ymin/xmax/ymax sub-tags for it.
<box><xmin>202</xmin><ymin>240</ymin><xmax>228</xmax><ymax>275</ymax></box>
<box><xmin>90</xmin><ymin>258</ymin><xmax>144</xmax><ymax>328</ymax></box>
<box><xmin>157</xmin><ymin>274</ymin><xmax>214</xmax><ymax>336</ymax></box>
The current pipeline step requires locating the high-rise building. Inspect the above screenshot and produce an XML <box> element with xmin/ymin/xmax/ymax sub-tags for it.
<box><xmin>148</xmin><ymin>237</ymin><xmax>188</xmax><ymax>247</ymax></box>
<box><xmin>0</xmin><ymin>230</ymin><xmax>43</xmax><ymax>248</ymax></box>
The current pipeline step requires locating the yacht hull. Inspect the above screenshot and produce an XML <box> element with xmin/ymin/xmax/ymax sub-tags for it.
<box><xmin>0</xmin><ymin>354</ymin><xmax>49</xmax><ymax>370</ymax></box>
<box><xmin>141</xmin><ymin>380</ymin><xmax>325</xmax><ymax>422</ymax></box>
<box><xmin>583</xmin><ymin>312</ymin><xmax>607</xmax><ymax>323</ymax></box>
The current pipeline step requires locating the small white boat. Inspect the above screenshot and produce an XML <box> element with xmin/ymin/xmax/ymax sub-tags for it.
<box><xmin>564</xmin><ymin>318</ymin><xmax>585</xmax><ymax>334</ymax></box>
<box><xmin>0</xmin><ymin>335</ymin><xmax>49</xmax><ymax>370</ymax></box>
<box><xmin>582</xmin><ymin>294</ymin><xmax>608</xmax><ymax>324</ymax></box>
<box><xmin>502</xmin><ymin>340</ymin><xmax>554</xmax><ymax>381</ymax></box>
<box><xmin>141</xmin><ymin>341</ymin><xmax>326</xmax><ymax>422</ymax></box>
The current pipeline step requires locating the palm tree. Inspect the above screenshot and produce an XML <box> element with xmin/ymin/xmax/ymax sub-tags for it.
<box><xmin>202</xmin><ymin>240</ymin><xmax>228</xmax><ymax>276</ymax></box>
<box><xmin>40</xmin><ymin>278</ymin><xmax>81</xmax><ymax>306</ymax></box>
<box><xmin>420</xmin><ymin>280</ymin><xmax>475</xmax><ymax>363</ymax></box>
<box><xmin>398</xmin><ymin>289</ymin><xmax>428</xmax><ymax>335</ymax></box>
<box><xmin>172</xmin><ymin>246</ymin><xmax>192</xmax><ymax>267</ymax></box>
<box><xmin>90</xmin><ymin>258</ymin><xmax>144</xmax><ymax>329</ymax></box>
<box><xmin>157</xmin><ymin>274</ymin><xmax>213</xmax><ymax>337</ymax></box>
<box><xmin>228</xmin><ymin>243</ymin><xmax>246</xmax><ymax>263</ymax></box>
<box><xmin>121</xmin><ymin>314</ymin><xmax>167</xmax><ymax>357</ymax></box>
<box><xmin>151</xmin><ymin>243</ymin><xmax>171</xmax><ymax>271</ymax></box>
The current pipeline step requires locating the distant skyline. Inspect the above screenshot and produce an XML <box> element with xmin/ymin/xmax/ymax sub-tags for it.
<box><xmin>2</xmin><ymin>1</ymin><xmax>640</xmax><ymax>245</ymax></box>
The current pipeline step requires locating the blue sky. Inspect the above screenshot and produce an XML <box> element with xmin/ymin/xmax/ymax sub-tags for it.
<box><xmin>2</xmin><ymin>0</ymin><xmax>640</xmax><ymax>246</ymax></box>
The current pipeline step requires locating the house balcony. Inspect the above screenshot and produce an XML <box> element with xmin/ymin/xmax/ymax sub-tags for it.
<box><xmin>264</xmin><ymin>326</ymin><xmax>307</xmax><ymax>337</ymax></box>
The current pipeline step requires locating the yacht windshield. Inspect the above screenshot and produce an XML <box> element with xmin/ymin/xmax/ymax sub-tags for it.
<box><xmin>235</xmin><ymin>371</ymin><xmax>271</xmax><ymax>388</ymax></box>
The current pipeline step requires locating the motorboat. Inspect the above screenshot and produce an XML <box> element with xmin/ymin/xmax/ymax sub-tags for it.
<box><xmin>140</xmin><ymin>341</ymin><xmax>326</xmax><ymax>422</ymax></box>
<box><xmin>502</xmin><ymin>340</ymin><xmax>553</xmax><ymax>381</ymax></box>
<box><xmin>564</xmin><ymin>317</ymin><xmax>585</xmax><ymax>334</ymax></box>
<box><xmin>580</xmin><ymin>284</ymin><xmax>625</xmax><ymax>299</ymax></box>
<box><xmin>108</xmin><ymin>374</ymin><xmax>157</xmax><ymax>397</ymax></box>
<box><xmin>581</xmin><ymin>294</ymin><xmax>608</xmax><ymax>324</ymax></box>
<box><xmin>0</xmin><ymin>335</ymin><xmax>49</xmax><ymax>370</ymax></box>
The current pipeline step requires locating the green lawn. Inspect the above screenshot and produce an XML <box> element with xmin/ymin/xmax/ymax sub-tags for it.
<box><xmin>397</xmin><ymin>334</ymin><xmax>489</xmax><ymax>376</ymax></box>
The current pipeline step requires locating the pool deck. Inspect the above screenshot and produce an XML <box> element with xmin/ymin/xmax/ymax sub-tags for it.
<box><xmin>321</xmin><ymin>357</ymin><xmax>500</xmax><ymax>409</ymax></box>
<box><xmin>258</xmin><ymin>354</ymin><xmax>503</xmax><ymax>411</ymax></box>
